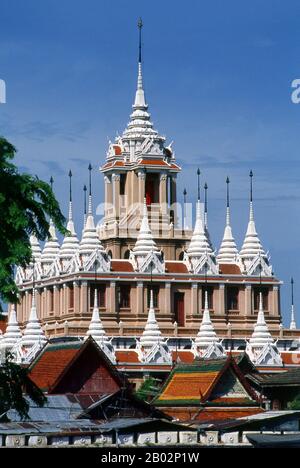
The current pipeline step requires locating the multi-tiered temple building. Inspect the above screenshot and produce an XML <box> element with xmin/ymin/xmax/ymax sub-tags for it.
<box><xmin>4</xmin><ymin>22</ymin><xmax>298</xmax><ymax>358</ymax></box>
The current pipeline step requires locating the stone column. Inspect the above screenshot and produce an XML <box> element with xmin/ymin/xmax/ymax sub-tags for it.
<box><xmin>272</xmin><ymin>285</ymin><xmax>280</xmax><ymax>317</ymax></box>
<box><xmin>137</xmin><ymin>282</ymin><xmax>144</xmax><ymax>317</ymax></box>
<box><xmin>25</xmin><ymin>290</ymin><xmax>29</xmax><ymax>322</ymax></box>
<box><xmin>74</xmin><ymin>281</ymin><xmax>80</xmax><ymax>314</ymax></box>
<box><xmin>54</xmin><ymin>285</ymin><xmax>60</xmax><ymax>316</ymax></box>
<box><xmin>159</xmin><ymin>173</ymin><xmax>168</xmax><ymax>215</ymax></box>
<box><xmin>170</xmin><ymin>176</ymin><xmax>177</xmax><ymax>225</ymax></box>
<box><xmin>43</xmin><ymin>287</ymin><xmax>47</xmax><ymax>319</ymax></box>
<box><xmin>104</xmin><ymin>175</ymin><xmax>113</xmax><ymax>218</ymax></box>
<box><xmin>59</xmin><ymin>285</ymin><xmax>64</xmax><ymax>316</ymax></box>
<box><xmin>191</xmin><ymin>283</ymin><xmax>198</xmax><ymax>317</ymax></box>
<box><xmin>109</xmin><ymin>281</ymin><xmax>117</xmax><ymax>320</ymax></box>
<box><xmin>218</xmin><ymin>284</ymin><xmax>225</xmax><ymax>315</ymax></box>
<box><xmin>81</xmin><ymin>281</ymin><xmax>88</xmax><ymax>314</ymax></box>
<box><xmin>198</xmin><ymin>286</ymin><xmax>203</xmax><ymax>314</ymax></box>
<box><xmin>165</xmin><ymin>283</ymin><xmax>171</xmax><ymax>317</ymax></box>
<box><xmin>112</xmin><ymin>173</ymin><xmax>120</xmax><ymax>219</ymax></box>
<box><xmin>244</xmin><ymin>284</ymin><xmax>252</xmax><ymax>316</ymax></box>
<box><xmin>63</xmin><ymin>284</ymin><xmax>67</xmax><ymax>315</ymax></box>
<box><xmin>138</xmin><ymin>171</ymin><xmax>146</xmax><ymax>206</ymax></box>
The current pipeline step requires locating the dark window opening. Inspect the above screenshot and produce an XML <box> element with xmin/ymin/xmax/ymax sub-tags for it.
<box><xmin>119</xmin><ymin>285</ymin><xmax>131</xmax><ymax>308</ymax></box>
<box><xmin>69</xmin><ymin>285</ymin><xmax>74</xmax><ymax>309</ymax></box>
<box><xmin>120</xmin><ymin>174</ymin><xmax>126</xmax><ymax>195</ymax></box>
<box><xmin>254</xmin><ymin>287</ymin><xmax>269</xmax><ymax>311</ymax></box>
<box><xmin>90</xmin><ymin>284</ymin><xmax>106</xmax><ymax>308</ymax></box>
<box><xmin>124</xmin><ymin>249</ymin><xmax>130</xmax><ymax>259</ymax></box>
<box><xmin>226</xmin><ymin>287</ymin><xmax>239</xmax><ymax>311</ymax></box>
<box><xmin>49</xmin><ymin>288</ymin><xmax>54</xmax><ymax>311</ymax></box>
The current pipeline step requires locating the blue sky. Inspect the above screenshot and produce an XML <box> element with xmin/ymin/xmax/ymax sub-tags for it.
<box><xmin>1</xmin><ymin>0</ymin><xmax>300</xmax><ymax>324</ymax></box>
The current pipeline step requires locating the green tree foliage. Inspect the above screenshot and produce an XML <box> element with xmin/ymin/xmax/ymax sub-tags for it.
<box><xmin>288</xmin><ymin>395</ymin><xmax>300</xmax><ymax>410</ymax></box>
<box><xmin>135</xmin><ymin>377</ymin><xmax>161</xmax><ymax>402</ymax></box>
<box><xmin>0</xmin><ymin>137</ymin><xmax>66</xmax><ymax>304</ymax></box>
<box><xmin>0</xmin><ymin>353</ymin><xmax>46</xmax><ymax>421</ymax></box>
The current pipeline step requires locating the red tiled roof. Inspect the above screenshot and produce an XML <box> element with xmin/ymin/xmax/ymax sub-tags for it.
<box><xmin>172</xmin><ymin>351</ymin><xmax>195</xmax><ymax>364</ymax></box>
<box><xmin>116</xmin><ymin>350</ymin><xmax>140</xmax><ymax>363</ymax></box>
<box><xmin>138</xmin><ymin>159</ymin><xmax>170</xmax><ymax>166</ymax></box>
<box><xmin>218</xmin><ymin>264</ymin><xmax>242</xmax><ymax>275</ymax></box>
<box><xmin>0</xmin><ymin>317</ymin><xmax>7</xmax><ymax>333</ymax></box>
<box><xmin>111</xmin><ymin>260</ymin><xmax>134</xmax><ymax>272</ymax></box>
<box><xmin>279</xmin><ymin>352</ymin><xmax>300</xmax><ymax>366</ymax></box>
<box><xmin>160</xmin><ymin>407</ymin><xmax>264</xmax><ymax>422</ymax></box>
<box><xmin>29</xmin><ymin>342</ymin><xmax>81</xmax><ymax>391</ymax></box>
<box><xmin>165</xmin><ymin>262</ymin><xmax>188</xmax><ymax>274</ymax></box>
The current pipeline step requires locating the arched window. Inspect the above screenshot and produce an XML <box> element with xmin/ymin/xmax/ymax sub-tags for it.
<box><xmin>124</xmin><ymin>249</ymin><xmax>130</xmax><ymax>259</ymax></box>
<box><xmin>69</xmin><ymin>285</ymin><xmax>74</xmax><ymax>310</ymax></box>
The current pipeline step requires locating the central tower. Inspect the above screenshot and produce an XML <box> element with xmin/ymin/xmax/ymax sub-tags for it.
<box><xmin>100</xmin><ymin>20</ymin><xmax>192</xmax><ymax>260</ymax></box>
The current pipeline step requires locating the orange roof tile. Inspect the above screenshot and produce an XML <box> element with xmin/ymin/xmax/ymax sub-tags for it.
<box><xmin>0</xmin><ymin>317</ymin><xmax>7</xmax><ymax>333</ymax></box>
<box><xmin>165</xmin><ymin>262</ymin><xmax>188</xmax><ymax>274</ymax></box>
<box><xmin>111</xmin><ymin>260</ymin><xmax>134</xmax><ymax>272</ymax></box>
<box><xmin>29</xmin><ymin>342</ymin><xmax>81</xmax><ymax>391</ymax></box>
<box><xmin>116</xmin><ymin>350</ymin><xmax>140</xmax><ymax>363</ymax></box>
<box><xmin>219</xmin><ymin>264</ymin><xmax>242</xmax><ymax>275</ymax></box>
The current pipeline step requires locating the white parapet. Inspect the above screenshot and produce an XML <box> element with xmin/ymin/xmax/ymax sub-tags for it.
<box><xmin>28</xmin><ymin>436</ymin><xmax>48</xmax><ymax>447</ymax></box>
<box><xmin>73</xmin><ymin>435</ymin><xmax>92</xmax><ymax>446</ymax></box>
<box><xmin>220</xmin><ymin>432</ymin><xmax>239</xmax><ymax>445</ymax></box>
<box><xmin>179</xmin><ymin>431</ymin><xmax>198</xmax><ymax>445</ymax></box>
<box><xmin>157</xmin><ymin>431</ymin><xmax>178</xmax><ymax>445</ymax></box>
<box><xmin>94</xmin><ymin>434</ymin><xmax>114</xmax><ymax>446</ymax></box>
<box><xmin>137</xmin><ymin>432</ymin><xmax>156</xmax><ymax>446</ymax></box>
<box><xmin>5</xmin><ymin>435</ymin><xmax>26</xmax><ymax>447</ymax></box>
<box><xmin>50</xmin><ymin>436</ymin><xmax>70</xmax><ymax>446</ymax></box>
<box><xmin>200</xmin><ymin>431</ymin><xmax>219</xmax><ymax>446</ymax></box>
<box><xmin>117</xmin><ymin>433</ymin><xmax>134</xmax><ymax>446</ymax></box>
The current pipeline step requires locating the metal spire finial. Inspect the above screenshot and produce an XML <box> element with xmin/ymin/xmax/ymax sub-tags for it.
<box><xmin>226</xmin><ymin>177</ymin><xmax>230</xmax><ymax>208</ymax></box>
<box><xmin>249</xmin><ymin>170</ymin><xmax>253</xmax><ymax>203</ymax></box>
<box><xmin>197</xmin><ymin>168</ymin><xmax>200</xmax><ymax>201</ymax></box>
<box><xmin>50</xmin><ymin>176</ymin><xmax>54</xmax><ymax>191</ymax></box>
<box><xmin>292</xmin><ymin>277</ymin><xmax>294</xmax><ymax>306</ymax></box>
<box><xmin>88</xmin><ymin>164</ymin><xmax>92</xmax><ymax>215</ymax></box>
<box><xmin>68</xmin><ymin>170</ymin><xmax>72</xmax><ymax>202</ymax></box>
<box><xmin>204</xmin><ymin>182</ymin><xmax>208</xmax><ymax>228</ymax></box>
<box><xmin>83</xmin><ymin>184</ymin><xmax>87</xmax><ymax>227</ymax></box>
<box><xmin>138</xmin><ymin>17</ymin><xmax>143</xmax><ymax>63</ymax></box>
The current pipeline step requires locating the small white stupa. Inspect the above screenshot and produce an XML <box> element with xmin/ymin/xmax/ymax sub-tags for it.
<box><xmin>137</xmin><ymin>290</ymin><xmax>171</xmax><ymax>364</ymax></box>
<box><xmin>246</xmin><ymin>292</ymin><xmax>282</xmax><ymax>366</ymax></box>
<box><xmin>192</xmin><ymin>290</ymin><xmax>225</xmax><ymax>359</ymax></box>
<box><xmin>0</xmin><ymin>304</ymin><xmax>22</xmax><ymax>351</ymax></box>
<box><xmin>21</xmin><ymin>289</ymin><xmax>47</xmax><ymax>349</ymax></box>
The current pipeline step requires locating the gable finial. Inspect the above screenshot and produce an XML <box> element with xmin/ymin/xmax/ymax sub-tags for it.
<box><xmin>204</xmin><ymin>182</ymin><xmax>208</xmax><ymax>228</ymax></box>
<box><xmin>88</xmin><ymin>163</ymin><xmax>93</xmax><ymax>214</ymax></box>
<box><xmin>50</xmin><ymin>176</ymin><xmax>54</xmax><ymax>191</ymax></box>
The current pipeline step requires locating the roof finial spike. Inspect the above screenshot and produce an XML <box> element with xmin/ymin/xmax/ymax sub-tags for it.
<box><xmin>50</xmin><ymin>176</ymin><xmax>54</xmax><ymax>191</ymax></box>
<box><xmin>83</xmin><ymin>184</ymin><xmax>87</xmax><ymax>228</ymax></box>
<box><xmin>94</xmin><ymin>288</ymin><xmax>98</xmax><ymax>310</ymax></box>
<box><xmin>226</xmin><ymin>177</ymin><xmax>230</xmax><ymax>226</ymax></box>
<box><xmin>68</xmin><ymin>170</ymin><xmax>73</xmax><ymax>221</ymax></box>
<box><xmin>249</xmin><ymin>170</ymin><xmax>254</xmax><ymax>222</ymax></box>
<box><xmin>197</xmin><ymin>168</ymin><xmax>201</xmax><ymax>202</ymax></box>
<box><xmin>143</xmin><ymin>197</ymin><xmax>148</xmax><ymax>217</ymax></box>
<box><xmin>290</xmin><ymin>277</ymin><xmax>297</xmax><ymax>330</ymax></box>
<box><xmin>204</xmin><ymin>290</ymin><xmax>209</xmax><ymax>311</ymax></box>
<box><xmin>88</xmin><ymin>164</ymin><xmax>92</xmax><ymax>215</ymax></box>
<box><xmin>204</xmin><ymin>182</ymin><xmax>208</xmax><ymax>228</ymax></box>
<box><xmin>138</xmin><ymin>17</ymin><xmax>143</xmax><ymax>64</ymax></box>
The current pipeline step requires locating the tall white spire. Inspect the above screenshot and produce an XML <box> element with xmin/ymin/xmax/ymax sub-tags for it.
<box><xmin>60</xmin><ymin>170</ymin><xmax>79</xmax><ymax>261</ymax></box>
<box><xmin>187</xmin><ymin>200</ymin><xmax>213</xmax><ymax>257</ymax></box>
<box><xmin>86</xmin><ymin>289</ymin><xmax>109</xmax><ymax>344</ymax></box>
<box><xmin>140</xmin><ymin>290</ymin><xmax>162</xmax><ymax>348</ymax></box>
<box><xmin>133</xmin><ymin>198</ymin><xmax>159</xmax><ymax>256</ymax></box>
<box><xmin>41</xmin><ymin>218</ymin><xmax>60</xmax><ymax>264</ymax></box>
<box><xmin>240</xmin><ymin>171</ymin><xmax>267</xmax><ymax>263</ymax></box>
<box><xmin>29</xmin><ymin>235</ymin><xmax>42</xmax><ymax>262</ymax></box>
<box><xmin>80</xmin><ymin>165</ymin><xmax>104</xmax><ymax>259</ymax></box>
<box><xmin>218</xmin><ymin>177</ymin><xmax>238</xmax><ymax>263</ymax></box>
<box><xmin>21</xmin><ymin>289</ymin><xmax>47</xmax><ymax>348</ymax></box>
<box><xmin>0</xmin><ymin>303</ymin><xmax>22</xmax><ymax>350</ymax></box>
<box><xmin>249</xmin><ymin>292</ymin><xmax>273</xmax><ymax>347</ymax></box>
<box><xmin>290</xmin><ymin>277</ymin><xmax>297</xmax><ymax>330</ymax></box>
<box><xmin>122</xmin><ymin>19</ymin><xmax>159</xmax><ymax>139</ymax></box>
